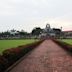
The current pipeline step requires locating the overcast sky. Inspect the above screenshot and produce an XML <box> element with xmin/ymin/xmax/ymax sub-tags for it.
<box><xmin>0</xmin><ymin>0</ymin><xmax>72</xmax><ymax>32</ymax></box>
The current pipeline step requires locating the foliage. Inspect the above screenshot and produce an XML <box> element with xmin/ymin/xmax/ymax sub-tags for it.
<box><xmin>0</xmin><ymin>55</ymin><xmax>8</xmax><ymax>72</ymax></box>
<box><xmin>0</xmin><ymin>29</ymin><xmax>29</xmax><ymax>38</ymax></box>
<box><xmin>31</xmin><ymin>27</ymin><xmax>43</xmax><ymax>36</ymax></box>
<box><xmin>0</xmin><ymin>40</ymin><xmax>44</xmax><ymax>72</ymax></box>
<box><xmin>61</xmin><ymin>39</ymin><xmax>72</xmax><ymax>45</ymax></box>
<box><xmin>0</xmin><ymin>39</ymin><xmax>38</xmax><ymax>53</ymax></box>
<box><xmin>52</xmin><ymin>39</ymin><xmax>72</xmax><ymax>52</ymax></box>
<box><xmin>53</xmin><ymin>28</ymin><xmax>61</xmax><ymax>37</ymax></box>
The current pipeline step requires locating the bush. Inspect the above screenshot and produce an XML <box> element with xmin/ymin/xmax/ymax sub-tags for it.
<box><xmin>1</xmin><ymin>39</ymin><xmax>44</xmax><ymax>72</ymax></box>
<box><xmin>3</xmin><ymin>48</ymin><xmax>22</xmax><ymax>66</ymax></box>
<box><xmin>0</xmin><ymin>55</ymin><xmax>8</xmax><ymax>72</ymax></box>
<box><xmin>52</xmin><ymin>39</ymin><xmax>72</xmax><ymax>52</ymax></box>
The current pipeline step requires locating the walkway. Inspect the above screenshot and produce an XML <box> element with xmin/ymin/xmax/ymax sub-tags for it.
<box><xmin>8</xmin><ymin>40</ymin><xmax>72</xmax><ymax>72</ymax></box>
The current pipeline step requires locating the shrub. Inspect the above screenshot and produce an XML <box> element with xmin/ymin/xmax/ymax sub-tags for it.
<box><xmin>2</xmin><ymin>39</ymin><xmax>44</xmax><ymax>71</ymax></box>
<box><xmin>0</xmin><ymin>55</ymin><xmax>8</xmax><ymax>72</ymax></box>
<box><xmin>52</xmin><ymin>39</ymin><xmax>72</xmax><ymax>52</ymax></box>
<box><xmin>3</xmin><ymin>48</ymin><xmax>22</xmax><ymax>66</ymax></box>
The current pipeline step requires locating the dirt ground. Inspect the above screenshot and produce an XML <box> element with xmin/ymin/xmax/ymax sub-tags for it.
<box><xmin>8</xmin><ymin>40</ymin><xmax>72</xmax><ymax>72</ymax></box>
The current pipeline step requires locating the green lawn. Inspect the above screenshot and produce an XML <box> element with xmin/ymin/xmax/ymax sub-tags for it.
<box><xmin>61</xmin><ymin>39</ymin><xmax>72</xmax><ymax>45</ymax></box>
<box><xmin>0</xmin><ymin>39</ymin><xmax>38</xmax><ymax>53</ymax></box>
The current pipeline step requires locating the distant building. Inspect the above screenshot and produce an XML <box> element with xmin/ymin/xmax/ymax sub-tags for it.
<box><xmin>63</xmin><ymin>30</ymin><xmax>72</xmax><ymax>38</ymax></box>
<box><xmin>9</xmin><ymin>29</ymin><xmax>19</xmax><ymax>35</ymax></box>
<box><xmin>40</xmin><ymin>24</ymin><xmax>61</xmax><ymax>38</ymax></box>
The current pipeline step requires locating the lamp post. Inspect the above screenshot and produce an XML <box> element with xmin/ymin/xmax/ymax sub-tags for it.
<box><xmin>61</xmin><ymin>26</ymin><xmax>62</xmax><ymax>31</ymax></box>
<box><xmin>61</xmin><ymin>26</ymin><xmax>63</xmax><ymax>39</ymax></box>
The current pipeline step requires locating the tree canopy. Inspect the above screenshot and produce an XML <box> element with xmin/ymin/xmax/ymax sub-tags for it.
<box><xmin>31</xmin><ymin>27</ymin><xmax>43</xmax><ymax>36</ymax></box>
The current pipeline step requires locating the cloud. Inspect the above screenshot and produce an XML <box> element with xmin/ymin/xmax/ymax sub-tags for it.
<box><xmin>0</xmin><ymin>0</ymin><xmax>16</xmax><ymax>16</ymax></box>
<box><xmin>0</xmin><ymin>0</ymin><xmax>72</xmax><ymax>32</ymax></box>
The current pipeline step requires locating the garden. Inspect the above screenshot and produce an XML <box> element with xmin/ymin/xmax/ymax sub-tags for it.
<box><xmin>0</xmin><ymin>39</ymin><xmax>38</xmax><ymax>54</ymax></box>
<box><xmin>52</xmin><ymin>39</ymin><xmax>72</xmax><ymax>52</ymax></box>
<box><xmin>0</xmin><ymin>39</ymin><xmax>44</xmax><ymax>72</ymax></box>
<box><xmin>61</xmin><ymin>39</ymin><xmax>72</xmax><ymax>45</ymax></box>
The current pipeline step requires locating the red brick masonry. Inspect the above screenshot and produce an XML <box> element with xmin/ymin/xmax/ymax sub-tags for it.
<box><xmin>8</xmin><ymin>40</ymin><xmax>72</xmax><ymax>72</ymax></box>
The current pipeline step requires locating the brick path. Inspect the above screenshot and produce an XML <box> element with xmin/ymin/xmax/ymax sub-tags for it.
<box><xmin>8</xmin><ymin>40</ymin><xmax>72</xmax><ymax>72</ymax></box>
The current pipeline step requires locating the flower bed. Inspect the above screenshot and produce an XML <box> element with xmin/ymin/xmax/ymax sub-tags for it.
<box><xmin>52</xmin><ymin>39</ymin><xmax>72</xmax><ymax>52</ymax></box>
<box><xmin>0</xmin><ymin>40</ymin><xmax>44</xmax><ymax>72</ymax></box>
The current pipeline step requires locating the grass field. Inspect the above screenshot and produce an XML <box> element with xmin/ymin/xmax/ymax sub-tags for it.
<box><xmin>61</xmin><ymin>39</ymin><xmax>72</xmax><ymax>45</ymax></box>
<box><xmin>0</xmin><ymin>39</ymin><xmax>38</xmax><ymax>53</ymax></box>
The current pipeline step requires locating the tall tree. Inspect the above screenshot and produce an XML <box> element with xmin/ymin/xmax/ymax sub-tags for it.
<box><xmin>31</xmin><ymin>27</ymin><xmax>42</xmax><ymax>36</ymax></box>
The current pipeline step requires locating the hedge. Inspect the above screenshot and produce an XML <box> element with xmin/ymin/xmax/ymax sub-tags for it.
<box><xmin>0</xmin><ymin>55</ymin><xmax>8</xmax><ymax>72</ymax></box>
<box><xmin>52</xmin><ymin>39</ymin><xmax>72</xmax><ymax>52</ymax></box>
<box><xmin>0</xmin><ymin>40</ymin><xmax>44</xmax><ymax>72</ymax></box>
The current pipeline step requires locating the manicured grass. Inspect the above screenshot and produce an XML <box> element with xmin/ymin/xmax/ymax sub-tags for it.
<box><xmin>0</xmin><ymin>39</ymin><xmax>38</xmax><ymax>53</ymax></box>
<box><xmin>61</xmin><ymin>39</ymin><xmax>72</xmax><ymax>45</ymax></box>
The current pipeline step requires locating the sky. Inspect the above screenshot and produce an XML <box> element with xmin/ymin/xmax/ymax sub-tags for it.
<box><xmin>0</xmin><ymin>0</ymin><xmax>72</xmax><ymax>32</ymax></box>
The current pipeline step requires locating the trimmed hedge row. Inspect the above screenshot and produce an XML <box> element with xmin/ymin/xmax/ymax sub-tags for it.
<box><xmin>0</xmin><ymin>40</ymin><xmax>44</xmax><ymax>72</ymax></box>
<box><xmin>52</xmin><ymin>39</ymin><xmax>72</xmax><ymax>52</ymax></box>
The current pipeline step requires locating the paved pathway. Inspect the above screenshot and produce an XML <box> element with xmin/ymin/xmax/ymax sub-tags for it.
<box><xmin>8</xmin><ymin>40</ymin><xmax>72</xmax><ymax>72</ymax></box>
